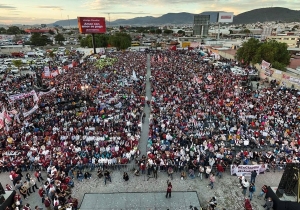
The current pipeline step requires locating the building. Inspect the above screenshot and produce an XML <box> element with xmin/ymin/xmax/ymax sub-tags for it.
<box><xmin>177</xmin><ymin>37</ymin><xmax>202</xmax><ymax>48</ymax></box>
<box><xmin>193</xmin><ymin>15</ymin><xmax>210</xmax><ymax>37</ymax></box>
<box><xmin>0</xmin><ymin>45</ymin><xmax>32</xmax><ymax>54</ymax></box>
<box><xmin>266</xmin><ymin>35</ymin><xmax>299</xmax><ymax>47</ymax></box>
<box><xmin>261</xmin><ymin>27</ymin><xmax>273</xmax><ymax>40</ymax></box>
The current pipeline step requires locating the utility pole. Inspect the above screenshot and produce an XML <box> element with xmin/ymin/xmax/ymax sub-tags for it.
<box><xmin>68</xmin><ymin>15</ymin><xmax>70</xmax><ymax>29</ymax></box>
<box><xmin>108</xmin><ymin>13</ymin><xmax>111</xmax><ymax>28</ymax></box>
<box><xmin>217</xmin><ymin>23</ymin><xmax>220</xmax><ymax>40</ymax></box>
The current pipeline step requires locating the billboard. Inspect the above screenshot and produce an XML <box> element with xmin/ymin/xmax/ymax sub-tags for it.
<box><xmin>77</xmin><ymin>17</ymin><xmax>106</xmax><ymax>34</ymax></box>
<box><xmin>218</xmin><ymin>12</ymin><xmax>234</xmax><ymax>23</ymax></box>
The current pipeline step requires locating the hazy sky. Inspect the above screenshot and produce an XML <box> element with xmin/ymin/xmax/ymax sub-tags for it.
<box><xmin>0</xmin><ymin>0</ymin><xmax>299</xmax><ymax>25</ymax></box>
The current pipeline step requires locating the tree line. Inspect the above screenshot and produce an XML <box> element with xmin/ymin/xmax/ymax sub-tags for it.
<box><xmin>236</xmin><ymin>38</ymin><xmax>291</xmax><ymax>71</ymax></box>
<box><xmin>80</xmin><ymin>33</ymin><xmax>132</xmax><ymax>50</ymax></box>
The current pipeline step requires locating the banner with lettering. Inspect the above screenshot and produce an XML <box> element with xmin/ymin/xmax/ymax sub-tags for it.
<box><xmin>9</xmin><ymin>90</ymin><xmax>36</xmax><ymax>101</ymax></box>
<box><xmin>23</xmin><ymin>104</ymin><xmax>39</xmax><ymax>118</ymax></box>
<box><xmin>38</xmin><ymin>88</ymin><xmax>56</xmax><ymax>97</ymax></box>
<box><xmin>261</xmin><ymin>60</ymin><xmax>270</xmax><ymax>70</ymax></box>
<box><xmin>283</xmin><ymin>74</ymin><xmax>300</xmax><ymax>86</ymax></box>
<box><xmin>230</xmin><ymin>164</ymin><xmax>268</xmax><ymax>176</ymax></box>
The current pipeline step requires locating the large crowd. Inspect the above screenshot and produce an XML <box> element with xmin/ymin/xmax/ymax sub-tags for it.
<box><xmin>145</xmin><ymin>50</ymin><xmax>299</xmax><ymax>179</ymax></box>
<box><xmin>0</xmin><ymin>51</ymin><xmax>147</xmax><ymax>210</ymax></box>
<box><xmin>0</xmin><ymin>49</ymin><xmax>299</xmax><ymax>210</ymax></box>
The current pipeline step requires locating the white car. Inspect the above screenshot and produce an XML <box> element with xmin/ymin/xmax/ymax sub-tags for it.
<box><xmin>0</xmin><ymin>66</ymin><xmax>6</xmax><ymax>74</ymax></box>
<box><xmin>10</xmin><ymin>68</ymin><xmax>19</xmax><ymax>74</ymax></box>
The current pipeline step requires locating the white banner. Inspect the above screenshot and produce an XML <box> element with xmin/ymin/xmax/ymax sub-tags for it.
<box><xmin>23</xmin><ymin>104</ymin><xmax>39</xmax><ymax>118</ymax></box>
<box><xmin>261</xmin><ymin>60</ymin><xmax>271</xmax><ymax>70</ymax></box>
<box><xmin>38</xmin><ymin>88</ymin><xmax>56</xmax><ymax>97</ymax></box>
<box><xmin>230</xmin><ymin>164</ymin><xmax>268</xmax><ymax>176</ymax></box>
<box><xmin>44</xmin><ymin>66</ymin><xmax>50</xmax><ymax>77</ymax></box>
<box><xmin>9</xmin><ymin>90</ymin><xmax>36</xmax><ymax>101</ymax></box>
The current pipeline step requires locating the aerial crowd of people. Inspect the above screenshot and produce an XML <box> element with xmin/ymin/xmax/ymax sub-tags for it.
<box><xmin>0</xmin><ymin>48</ymin><xmax>299</xmax><ymax>210</ymax></box>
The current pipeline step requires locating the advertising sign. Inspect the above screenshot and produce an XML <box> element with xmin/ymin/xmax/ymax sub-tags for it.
<box><xmin>218</xmin><ymin>12</ymin><xmax>234</xmax><ymax>23</ymax></box>
<box><xmin>230</xmin><ymin>164</ymin><xmax>268</xmax><ymax>176</ymax></box>
<box><xmin>77</xmin><ymin>17</ymin><xmax>106</xmax><ymax>34</ymax></box>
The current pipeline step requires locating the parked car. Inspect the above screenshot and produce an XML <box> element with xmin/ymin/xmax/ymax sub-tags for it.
<box><xmin>10</xmin><ymin>68</ymin><xmax>19</xmax><ymax>74</ymax></box>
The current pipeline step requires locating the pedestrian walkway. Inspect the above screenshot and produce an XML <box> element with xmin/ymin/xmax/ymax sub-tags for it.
<box><xmin>80</xmin><ymin>192</ymin><xmax>201</xmax><ymax>210</ymax></box>
<box><xmin>139</xmin><ymin>54</ymin><xmax>152</xmax><ymax>157</ymax></box>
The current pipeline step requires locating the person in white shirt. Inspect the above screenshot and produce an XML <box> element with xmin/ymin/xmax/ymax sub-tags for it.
<box><xmin>115</xmin><ymin>145</ymin><xmax>119</xmax><ymax>152</ymax></box>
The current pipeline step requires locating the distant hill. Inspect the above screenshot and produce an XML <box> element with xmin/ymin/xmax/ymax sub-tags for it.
<box><xmin>233</xmin><ymin>7</ymin><xmax>300</xmax><ymax>24</ymax></box>
<box><xmin>51</xmin><ymin>12</ymin><xmax>220</xmax><ymax>26</ymax></box>
<box><xmin>51</xmin><ymin>7</ymin><xmax>300</xmax><ymax>26</ymax></box>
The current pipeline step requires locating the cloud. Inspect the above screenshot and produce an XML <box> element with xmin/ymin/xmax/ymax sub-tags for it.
<box><xmin>107</xmin><ymin>12</ymin><xmax>150</xmax><ymax>14</ymax></box>
<box><xmin>37</xmin><ymin>5</ymin><xmax>63</xmax><ymax>11</ymax></box>
<box><xmin>85</xmin><ymin>0</ymin><xmax>142</xmax><ymax>10</ymax></box>
<box><xmin>0</xmin><ymin>16</ymin><xmax>59</xmax><ymax>24</ymax></box>
<box><xmin>0</xmin><ymin>4</ymin><xmax>17</xmax><ymax>10</ymax></box>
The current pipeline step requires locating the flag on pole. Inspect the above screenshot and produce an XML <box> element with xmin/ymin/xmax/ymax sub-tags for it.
<box><xmin>0</xmin><ymin>111</ymin><xmax>4</xmax><ymax>129</ymax></box>
<box><xmin>3</xmin><ymin>108</ymin><xmax>12</xmax><ymax>124</ymax></box>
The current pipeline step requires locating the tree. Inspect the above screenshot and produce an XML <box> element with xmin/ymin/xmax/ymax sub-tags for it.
<box><xmin>236</xmin><ymin>38</ymin><xmax>290</xmax><ymax>70</ymax></box>
<box><xmin>108</xmin><ymin>33</ymin><xmax>131</xmax><ymax>50</ymax></box>
<box><xmin>177</xmin><ymin>30</ymin><xmax>185</xmax><ymax>36</ymax></box>
<box><xmin>30</xmin><ymin>33</ymin><xmax>51</xmax><ymax>46</ymax></box>
<box><xmin>48</xmin><ymin>30</ymin><xmax>55</xmax><ymax>35</ymax></box>
<box><xmin>12</xmin><ymin>60</ymin><xmax>23</xmax><ymax>75</ymax></box>
<box><xmin>236</xmin><ymin>38</ymin><xmax>261</xmax><ymax>64</ymax></box>
<box><xmin>156</xmin><ymin>29</ymin><xmax>162</xmax><ymax>34</ymax></box>
<box><xmin>6</xmin><ymin>26</ymin><xmax>24</xmax><ymax>34</ymax></box>
<box><xmin>163</xmin><ymin>29</ymin><xmax>173</xmax><ymax>35</ymax></box>
<box><xmin>55</xmin><ymin>33</ymin><xmax>65</xmax><ymax>45</ymax></box>
<box><xmin>240</xmin><ymin>29</ymin><xmax>251</xmax><ymax>34</ymax></box>
<box><xmin>253</xmin><ymin>40</ymin><xmax>290</xmax><ymax>70</ymax></box>
<box><xmin>229</xmin><ymin>30</ymin><xmax>233</xmax><ymax>34</ymax></box>
<box><xmin>0</xmin><ymin>27</ymin><xmax>6</xmax><ymax>34</ymax></box>
<box><xmin>149</xmin><ymin>29</ymin><xmax>155</xmax><ymax>34</ymax></box>
<box><xmin>80</xmin><ymin>34</ymin><xmax>109</xmax><ymax>48</ymax></box>
<box><xmin>48</xmin><ymin>51</ymin><xmax>55</xmax><ymax>60</ymax></box>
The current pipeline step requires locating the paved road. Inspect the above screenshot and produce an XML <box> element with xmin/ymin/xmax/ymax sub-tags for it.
<box><xmin>139</xmin><ymin>54</ymin><xmax>152</xmax><ymax>157</ymax></box>
<box><xmin>1</xmin><ymin>168</ymin><xmax>283</xmax><ymax>209</ymax></box>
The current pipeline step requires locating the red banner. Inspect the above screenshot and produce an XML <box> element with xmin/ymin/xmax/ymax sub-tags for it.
<box><xmin>78</xmin><ymin>17</ymin><xmax>106</xmax><ymax>34</ymax></box>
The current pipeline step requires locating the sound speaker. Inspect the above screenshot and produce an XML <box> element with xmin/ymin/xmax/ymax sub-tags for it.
<box><xmin>276</xmin><ymin>188</ymin><xmax>284</xmax><ymax>198</ymax></box>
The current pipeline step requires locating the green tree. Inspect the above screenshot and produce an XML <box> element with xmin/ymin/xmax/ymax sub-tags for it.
<box><xmin>55</xmin><ymin>33</ymin><xmax>65</xmax><ymax>45</ymax></box>
<box><xmin>177</xmin><ymin>30</ymin><xmax>185</xmax><ymax>36</ymax></box>
<box><xmin>6</xmin><ymin>26</ymin><xmax>24</xmax><ymax>34</ymax></box>
<box><xmin>253</xmin><ymin>40</ymin><xmax>290</xmax><ymax>70</ymax></box>
<box><xmin>240</xmin><ymin>29</ymin><xmax>251</xmax><ymax>34</ymax></box>
<box><xmin>237</xmin><ymin>38</ymin><xmax>290</xmax><ymax>70</ymax></box>
<box><xmin>12</xmin><ymin>59</ymin><xmax>23</xmax><ymax>75</ymax></box>
<box><xmin>149</xmin><ymin>29</ymin><xmax>155</xmax><ymax>34</ymax></box>
<box><xmin>236</xmin><ymin>38</ymin><xmax>261</xmax><ymax>64</ymax></box>
<box><xmin>108</xmin><ymin>33</ymin><xmax>131</xmax><ymax>50</ymax></box>
<box><xmin>0</xmin><ymin>27</ymin><xmax>6</xmax><ymax>34</ymax></box>
<box><xmin>163</xmin><ymin>29</ymin><xmax>173</xmax><ymax>35</ymax></box>
<box><xmin>30</xmin><ymin>33</ymin><xmax>51</xmax><ymax>46</ymax></box>
<box><xmin>156</xmin><ymin>29</ymin><xmax>162</xmax><ymax>34</ymax></box>
<box><xmin>80</xmin><ymin>34</ymin><xmax>109</xmax><ymax>48</ymax></box>
<box><xmin>48</xmin><ymin>30</ymin><xmax>55</xmax><ymax>35</ymax></box>
<box><xmin>48</xmin><ymin>51</ymin><xmax>55</xmax><ymax>60</ymax></box>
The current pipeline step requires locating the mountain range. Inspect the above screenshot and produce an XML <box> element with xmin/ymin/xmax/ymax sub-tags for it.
<box><xmin>52</xmin><ymin>7</ymin><xmax>300</xmax><ymax>26</ymax></box>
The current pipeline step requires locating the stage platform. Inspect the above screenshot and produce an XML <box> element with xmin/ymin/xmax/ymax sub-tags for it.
<box><xmin>267</xmin><ymin>187</ymin><xmax>300</xmax><ymax>210</ymax></box>
<box><xmin>80</xmin><ymin>191</ymin><xmax>201</xmax><ymax>210</ymax></box>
